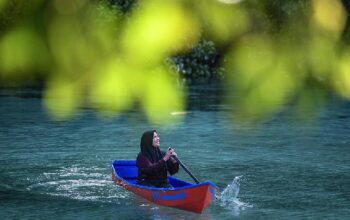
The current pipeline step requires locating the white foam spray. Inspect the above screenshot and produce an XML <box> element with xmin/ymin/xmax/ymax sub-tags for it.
<box><xmin>217</xmin><ymin>176</ymin><xmax>253</xmax><ymax>216</ymax></box>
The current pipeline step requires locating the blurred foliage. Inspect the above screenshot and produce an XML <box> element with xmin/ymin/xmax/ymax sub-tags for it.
<box><xmin>168</xmin><ymin>40</ymin><xmax>224</xmax><ymax>84</ymax></box>
<box><xmin>1</xmin><ymin>0</ymin><xmax>350</xmax><ymax>124</ymax></box>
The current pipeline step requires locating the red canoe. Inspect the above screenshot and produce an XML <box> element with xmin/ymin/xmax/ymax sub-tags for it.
<box><xmin>112</xmin><ymin>160</ymin><xmax>218</xmax><ymax>213</ymax></box>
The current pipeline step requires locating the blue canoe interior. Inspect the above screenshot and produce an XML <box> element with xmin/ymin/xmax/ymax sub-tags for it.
<box><xmin>112</xmin><ymin>160</ymin><xmax>202</xmax><ymax>189</ymax></box>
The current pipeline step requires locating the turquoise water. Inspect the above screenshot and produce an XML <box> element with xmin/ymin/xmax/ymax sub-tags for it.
<box><xmin>1</xmin><ymin>87</ymin><xmax>349</xmax><ymax>219</ymax></box>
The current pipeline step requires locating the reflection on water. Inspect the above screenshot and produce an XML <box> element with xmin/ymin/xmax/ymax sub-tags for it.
<box><xmin>131</xmin><ymin>194</ymin><xmax>213</xmax><ymax>220</ymax></box>
<box><xmin>149</xmin><ymin>206</ymin><xmax>213</xmax><ymax>220</ymax></box>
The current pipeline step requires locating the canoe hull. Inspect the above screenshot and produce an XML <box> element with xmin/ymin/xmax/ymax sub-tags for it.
<box><xmin>112</xmin><ymin>160</ymin><xmax>217</xmax><ymax>213</ymax></box>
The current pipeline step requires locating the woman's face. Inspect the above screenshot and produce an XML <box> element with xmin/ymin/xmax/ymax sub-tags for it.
<box><xmin>152</xmin><ymin>132</ymin><xmax>160</xmax><ymax>148</ymax></box>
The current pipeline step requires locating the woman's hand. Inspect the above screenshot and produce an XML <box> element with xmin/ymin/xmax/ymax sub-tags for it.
<box><xmin>163</xmin><ymin>147</ymin><xmax>177</xmax><ymax>161</ymax></box>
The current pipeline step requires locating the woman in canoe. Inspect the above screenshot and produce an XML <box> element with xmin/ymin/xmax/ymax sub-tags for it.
<box><xmin>136</xmin><ymin>130</ymin><xmax>179</xmax><ymax>188</ymax></box>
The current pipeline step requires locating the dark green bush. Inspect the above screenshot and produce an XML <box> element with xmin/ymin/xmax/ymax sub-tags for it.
<box><xmin>168</xmin><ymin>40</ymin><xmax>224</xmax><ymax>85</ymax></box>
<box><xmin>109</xmin><ymin>0</ymin><xmax>137</xmax><ymax>13</ymax></box>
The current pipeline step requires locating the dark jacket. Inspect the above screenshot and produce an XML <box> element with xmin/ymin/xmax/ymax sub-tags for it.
<box><xmin>136</xmin><ymin>130</ymin><xmax>179</xmax><ymax>187</ymax></box>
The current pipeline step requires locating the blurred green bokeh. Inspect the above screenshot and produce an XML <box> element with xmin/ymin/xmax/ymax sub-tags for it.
<box><xmin>1</xmin><ymin>0</ymin><xmax>350</xmax><ymax>124</ymax></box>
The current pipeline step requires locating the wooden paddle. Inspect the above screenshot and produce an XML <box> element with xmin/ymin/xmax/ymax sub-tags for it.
<box><xmin>168</xmin><ymin>147</ymin><xmax>200</xmax><ymax>184</ymax></box>
<box><xmin>173</xmin><ymin>156</ymin><xmax>200</xmax><ymax>184</ymax></box>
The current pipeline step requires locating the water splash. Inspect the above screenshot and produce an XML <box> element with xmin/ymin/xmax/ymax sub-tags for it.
<box><xmin>217</xmin><ymin>176</ymin><xmax>253</xmax><ymax>216</ymax></box>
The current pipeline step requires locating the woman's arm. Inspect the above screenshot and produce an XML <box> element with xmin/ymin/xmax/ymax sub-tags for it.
<box><xmin>166</xmin><ymin>156</ymin><xmax>179</xmax><ymax>175</ymax></box>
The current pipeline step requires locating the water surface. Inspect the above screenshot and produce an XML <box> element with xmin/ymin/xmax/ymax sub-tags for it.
<box><xmin>0</xmin><ymin>87</ymin><xmax>349</xmax><ymax>219</ymax></box>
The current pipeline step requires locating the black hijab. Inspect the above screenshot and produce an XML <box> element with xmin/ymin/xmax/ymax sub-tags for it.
<box><xmin>140</xmin><ymin>130</ymin><xmax>163</xmax><ymax>163</ymax></box>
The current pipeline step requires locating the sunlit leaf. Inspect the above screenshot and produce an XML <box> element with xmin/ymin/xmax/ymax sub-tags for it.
<box><xmin>230</xmin><ymin>35</ymin><xmax>275</xmax><ymax>90</ymax></box>
<box><xmin>308</xmin><ymin>35</ymin><xmax>336</xmax><ymax>81</ymax></box>
<box><xmin>86</xmin><ymin>2</ymin><xmax>121</xmax><ymax>52</ymax></box>
<box><xmin>333</xmin><ymin>51</ymin><xmax>350</xmax><ymax>99</ymax></box>
<box><xmin>90</xmin><ymin>60</ymin><xmax>133</xmax><ymax>115</ymax></box>
<box><xmin>226</xmin><ymin>34</ymin><xmax>300</xmax><ymax>121</ymax></box>
<box><xmin>312</xmin><ymin>0</ymin><xmax>346</xmax><ymax>35</ymax></box>
<box><xmin>0</xmin><ymin>26</ymin><xmax>49</xmax><ymax>79</ymax></box>
<box><xmin>122</xmin><ymin>0</ymin><xmax>199</xmax><ymax>66</ymax></box>
<box><xmin>141</xmin><ymin>66</ymin><xmax>185</xmax><ymax>124</ymax></box>
<box><xmin>48</xmin><ymin>17</ymin><xmax>94</xmax><ymax>74</ymax></box>
<box><xmin>43</xmin><ymin>76</ymin><xmax>81</xmax><ymax>120</ymax></box>
<box><xmin>199</xmin><ymin>1</ymin><xmax>249</xmax><ymax>42</ymax></box>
